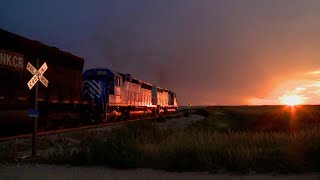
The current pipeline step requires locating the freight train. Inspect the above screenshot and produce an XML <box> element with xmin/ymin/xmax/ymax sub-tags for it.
<box><xmin>0</xmin><ymin>28</ymin><xmax>178</xmax><ymax>132</ymax></box>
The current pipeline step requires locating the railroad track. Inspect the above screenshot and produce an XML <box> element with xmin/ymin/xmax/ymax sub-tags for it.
<box><xmin>0</xmin><ymin>111</ymin><xmax>180</xmax><ymax>142</ymax></box>
<box><xmin>0</xmin><ymin>118</ymin><xmax>151</xmax><ymax>142</ymax></box>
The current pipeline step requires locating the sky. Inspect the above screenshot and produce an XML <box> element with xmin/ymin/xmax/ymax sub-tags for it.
<box><xmin>1</xmin><ymin>0</ymin><xmax>320</xmax><ymax>105</ymax></box>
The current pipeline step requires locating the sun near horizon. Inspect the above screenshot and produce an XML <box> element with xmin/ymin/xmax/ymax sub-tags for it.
<box><xmin>279</xmin><ymin>94</ymin><xmax>304</xmax><ymax>106</ymax></box>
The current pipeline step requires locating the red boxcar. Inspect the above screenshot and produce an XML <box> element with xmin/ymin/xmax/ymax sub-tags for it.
<box><xmin>0</xmin><ymin>28</ymin><xmax>87</xmax><ymax>133</ymax></box>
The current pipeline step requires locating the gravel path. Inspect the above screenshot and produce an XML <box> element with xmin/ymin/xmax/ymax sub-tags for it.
<box><xmin>0</xmin><ymin>165</ymin><xmax>319</xmax><ymax>180</ymax></box>
<box><xmin>156</xmin><ymin>114</ymin><xmax>205</xmax><ymax>129</ymax></box>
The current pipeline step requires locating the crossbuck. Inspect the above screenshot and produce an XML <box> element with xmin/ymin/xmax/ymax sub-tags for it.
<box><xmin>26</xmin><ymin>62</ymin><xmax>49</xmax><ymax>90</ymax></box>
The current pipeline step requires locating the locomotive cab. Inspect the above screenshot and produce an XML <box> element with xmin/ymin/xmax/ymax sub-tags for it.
<box><xmin>82</xmin><ymin>69</ymin><xmax>117</xmax><ymax>121</ymax></box>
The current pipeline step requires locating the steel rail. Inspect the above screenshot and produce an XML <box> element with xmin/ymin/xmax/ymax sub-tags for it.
<box><xmin>0</xmin><ymin>112</ymin><xmax>180</xmax><ymax>142</ymax></box>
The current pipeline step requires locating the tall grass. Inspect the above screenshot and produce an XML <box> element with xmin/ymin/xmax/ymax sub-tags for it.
<box><xmin>68</xmin><ymin>115</ymin><xmax>320</xmax><ymax>172</ymax></box>
<box><xmin>3</xmin><ymin>105</ymin><xmax>320</xmax><ymax>173</ymax></box>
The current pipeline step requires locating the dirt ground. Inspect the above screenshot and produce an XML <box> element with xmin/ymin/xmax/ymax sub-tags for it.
<box><xmin>156</xmin><ymin>114</ymin><xmax>205</xmax><ymax>129</ymax></box>
<box><xmin>0</xmin><ymin>165</ymin><xmax>319</xmax><ymax>180</ymax></box>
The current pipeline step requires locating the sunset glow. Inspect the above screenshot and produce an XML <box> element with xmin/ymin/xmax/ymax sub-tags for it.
<box><xmin>279</xmin><ymin>95</ymin><xmax>303</xmax><ymax>106</ymax></box>
<box><xmin>247</xmin><ymin>68</ymin><xmax>320</xmax><ymax>105</ymax></box>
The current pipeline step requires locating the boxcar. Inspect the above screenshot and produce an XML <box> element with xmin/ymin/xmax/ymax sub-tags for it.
<box><xmin>0</xmin><ymin>28</ymin><xmax>87</xmax><ymax>132</ymax></box>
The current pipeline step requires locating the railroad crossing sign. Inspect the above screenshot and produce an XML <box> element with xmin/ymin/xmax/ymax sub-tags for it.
<box><xmin>26</xmin><ymin>62</ymin><xmax>49</xmax><ymax>89</ymax></box>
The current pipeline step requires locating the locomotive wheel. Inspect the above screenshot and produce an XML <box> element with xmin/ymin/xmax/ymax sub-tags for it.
<box><xmin>120</xmin><ymin>109</ymin><xmax>130</xmax><ymax>120</ymax></box>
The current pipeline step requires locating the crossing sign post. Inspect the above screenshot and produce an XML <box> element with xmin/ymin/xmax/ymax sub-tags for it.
<box><xmin>27</xmin><ymin>61</ymin><xmax>48</xmax><ymax>89</ymax></box>
<box><xmin>26</xmin><ymin>59</ymin><xmax>49</xmax><ymax>158</ymax></box>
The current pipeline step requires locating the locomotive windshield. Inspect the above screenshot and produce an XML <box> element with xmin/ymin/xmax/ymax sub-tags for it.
<box><xmin>86</xmin><ymin>71</ymin><xmax>113</xmax><ymax>82</ymax></box>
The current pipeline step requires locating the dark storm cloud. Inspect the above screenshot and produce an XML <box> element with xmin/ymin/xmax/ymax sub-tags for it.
<box><xmin>91</xmin><ymin>0</ymin><xmax>320</xmax><ymax>105</ymax></box>
<box><xmin>1</xmin><ymin>0</ymin><xmax>320</xmax><ymax>105</ymax></box>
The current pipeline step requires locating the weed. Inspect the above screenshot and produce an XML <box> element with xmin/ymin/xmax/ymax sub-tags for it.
<box><xmin>3</xmin><ymin>106</ymin><xmax>320</xmax><ymax>173</ymax></box>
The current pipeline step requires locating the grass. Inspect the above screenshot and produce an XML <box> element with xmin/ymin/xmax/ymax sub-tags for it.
<box><xmin>2</xmin><ymin>105</ymin><xmax>320</xmax><ymax>173</ymax></box>
<box><xmin>65</xmin><ymin>122</ymin><xmax>320</xmax><ymax>173</ymax></box>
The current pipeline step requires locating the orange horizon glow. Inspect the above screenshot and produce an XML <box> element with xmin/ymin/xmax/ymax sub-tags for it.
<box><xmin>279</xmin><ymin>94</ymin><xmax>303</xmax><ymax>106</ymax></box>
<box><xmin>247</xmin><ymin>69</ymin><xmax>320</xmax><ymax>105</ymax></box>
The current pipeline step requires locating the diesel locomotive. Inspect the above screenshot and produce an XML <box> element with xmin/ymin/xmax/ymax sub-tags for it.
<box><xmin>83</xmin><ymin>68</ymin><xmax>178</xmax><ymax>120</ymax></box>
